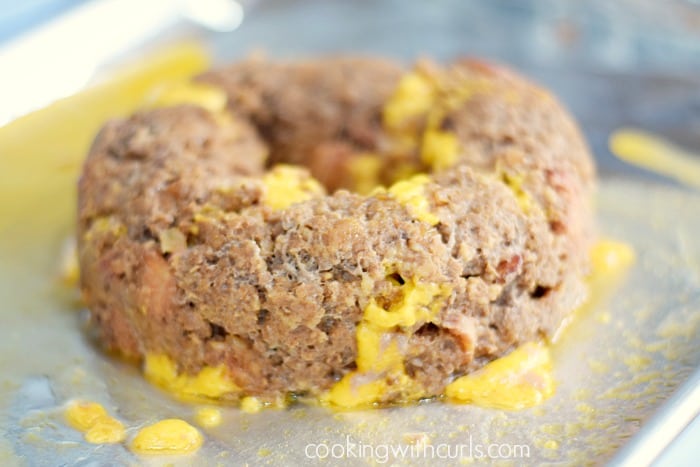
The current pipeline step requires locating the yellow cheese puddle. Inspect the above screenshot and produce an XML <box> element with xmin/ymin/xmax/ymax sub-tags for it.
<box><xmin>0</xmin><ymin>42</ymin><xmax>210</xmax><ymax>239</ymax></box>
<box><xmin>143</xmin><ymin>354</ymin><xmax>239</xmax><ymax>402</ymax></box>
<box><xmin>64</xmin><ymin>401</ymin><xmax>205</xmax><ymax>455</ymax></box>
<box><xmin>64</xmin><ymin>400</ymin><xmax>125</xmax><ymax>444</ymax></box>
<box><xmin>590</xmin><ymin>239</ymin><xmax>635</xmax><ymax>276</ymax></box>
<box><xmin>553</xmin><ymin>239</ymin><xmax>636</xmax><ymax>345</ymax></box>
<box><xmin>130</xmin><ymin>419</ymin><xmax>203</xmax><ymax>456</ymax></box>
<box><xmin>609</xmin><ymin>128</ymin><xmax>700</xmax><ymax>189</ymax></box>
<box><xmin>445</xmin><ymin>342</ymin><xmax>554</xmax><ymax>409</ymax></box>
<box><xmin>261</xmin><ymin>164</ymin><xmax>326</xmax><ymax>211</ymax></box>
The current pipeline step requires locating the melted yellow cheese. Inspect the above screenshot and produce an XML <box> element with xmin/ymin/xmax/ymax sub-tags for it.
<box><xmin>144</xmin><ymin>354</ymin><xmax>239</xmax><ymax>401</ymax></box>
<box><xmin>386</xmin><ymin>174</ymin><xmax>439</xmax><ymax>225</ymax></box>
<box><xmin>501</xmin><ymin>172</ymin><xmax>534</xmax><ymax>213</ymax></box>
<box><xmin>327</xmin><ymin>367</ymin><xmax>422</xmax><ymax>409</ymax></box>
<box><xmin>84</xmin><ymin>417</ymin><xmax>127</xmax><ymax>444</ymax></box>
<box><xmin>64</xmin><ymin>400</ymin><xmax>126</xmax><ymax>444</ymax></box>
<box><xmin>145</xmin><ymin>81</ymin><xmax>227</xmax><ymax>113</ymax></box>
<box><xmin>363</xmin><ymin>280</ymin><xmax>445</xmax><ymax>328</ymax></box>
<box><xmin>390</xmin><ymin>163</ymin><xmax>421</xmax><ymax>185</ymax></box>
<box><xmin>445</xmin><ymin>342</ymin><xmax>554</xmax><ymax>410</ymax></box>
<box><xmin>58</xmin><ymin>237</ymin><xmax>80</xmax><ymax>287</ymax></box>
<box><xmin>130</xmin><ymin>419</ymin><xmax>203</xmax><ymax>455</ymax></box>
<box><xmin>191</xmin><ymin>203</ymin><xmax>226</xmax><ymax>226</ymax></box>
<box><xmin>353</xmin><ymin>322</ymin><xmax>404</xmax><ymax>373</ymax></box>
<box><xmin>442</xmin><ymin>77</ymin><xmax>493</xmax><ymax>110</ymax></box>
<box><xmin>326</xmin><ymin>320</ymin><xmax>424</xmax><ymax>409</ymax></box>
<box><xmin>543</xmin><ymin>439</ymin><xmax>559</xmax><ymax>450</ymax></box>
<box><xmin>261</xmin><ymin>165</ymin><xmax>325</xmax><ymax>211</ymax></box>
<box><xmin>65</xmin><ymin>401</ymin><xmax>109</xmax><ymax>431</ymax></box>
<box><xmin>590</xmin><ymin>239</ymin><xmax>636</xmax><ymax>276</ymax></box>
<box><xmin>551</xmin><ymin>238</ymin><xmax>636</xmax><ymax>343</ymax></box>
<box><xmin>324</xmin><ymin>278</ymin><xmax>450</xmax><ymax>408</ymax></box>
<box><xmin>383</xmin><ymin>72</ymin><xmax>436</xmax><ymax>131</ymax></box>
<box><xmin>83</xmin><ymin>216</ymin><xmax>127</xmax><ymax>241</ymax></box>
<box><xmin>240</xmin><ymin>396</ymin><xmax>264</xmax><ymax>414</ymax></box>
<box><xmin>381</xmin><ymin>71</ymin><xmax>493</xmax><ymax>176</ymax></box>
<box><xmin>492</xmin><ymin>161</ymin><xmax>536</xmax><ymax>214</ymax></box>
<box><xmin>421</xmin><ymin>128</ymin><xmax>460</xmax><ymax>171</ymax></box>
<box><xmin>194</xmin><ymin>407</ymin><xmax>222</xmax><ymax>428</ymax></box>
<box><xmin>609</xmin><ymin>128</ymin><xmax>700</xmax><ymax>189</ymax></box>
<box><xmin>347</xmin><ymin>153</ymin><xmax>383</xmax><ymax>195</ymax></box>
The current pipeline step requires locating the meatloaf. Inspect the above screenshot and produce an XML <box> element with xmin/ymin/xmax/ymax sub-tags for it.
<box><xmin>77</xmin><ymin>56</ymin><xmax>595</xmax><ymax>406</ymax></box>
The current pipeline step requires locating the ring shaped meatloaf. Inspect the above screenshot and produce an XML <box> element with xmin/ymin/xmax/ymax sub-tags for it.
<box><xmin>78</xmin><ymin>56</ymin><xmax>595</xmax><ymax>407</ymax></box>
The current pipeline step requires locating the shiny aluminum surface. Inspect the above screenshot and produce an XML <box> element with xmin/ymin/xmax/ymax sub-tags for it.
<box><xmin>1</xmin><ymin>1</ymin><xmax>700</xmax><ymax>465</ymax></box>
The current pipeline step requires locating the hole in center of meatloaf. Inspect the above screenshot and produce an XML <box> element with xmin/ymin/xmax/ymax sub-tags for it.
<box><xmin>261</xmin><ymin>137</ymin><xmax>425</xmax><ymax>195</ymax></box>
<box><xmin>264</xmin><ymin>152</ymin><xmax>374</xmax><ymax>195</ymax></box>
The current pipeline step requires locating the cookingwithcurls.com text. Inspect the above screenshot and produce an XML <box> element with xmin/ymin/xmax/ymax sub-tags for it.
<box><xmin>304</xmin><ymin>434</ymin><xmax>531</xmax><ymax>463</ymax></box>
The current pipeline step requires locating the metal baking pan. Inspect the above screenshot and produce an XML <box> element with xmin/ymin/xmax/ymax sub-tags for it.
<box><xmin>1</xmin><ymin>0</ymin><xmax>699</xmax><ymax>465</ymax></box>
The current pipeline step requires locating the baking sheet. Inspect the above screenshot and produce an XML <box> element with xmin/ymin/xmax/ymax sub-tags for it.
<box><xmin>2</xmin><ymin>1</ymin><xmax>700</xmax><ymax>465</ymax></box>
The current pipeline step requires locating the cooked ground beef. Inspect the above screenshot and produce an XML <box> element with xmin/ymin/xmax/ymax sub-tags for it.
<box><xmin>78</xmin><ymin>56</ymin><xmax>594</xmax><ymax>403</ymax></box>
